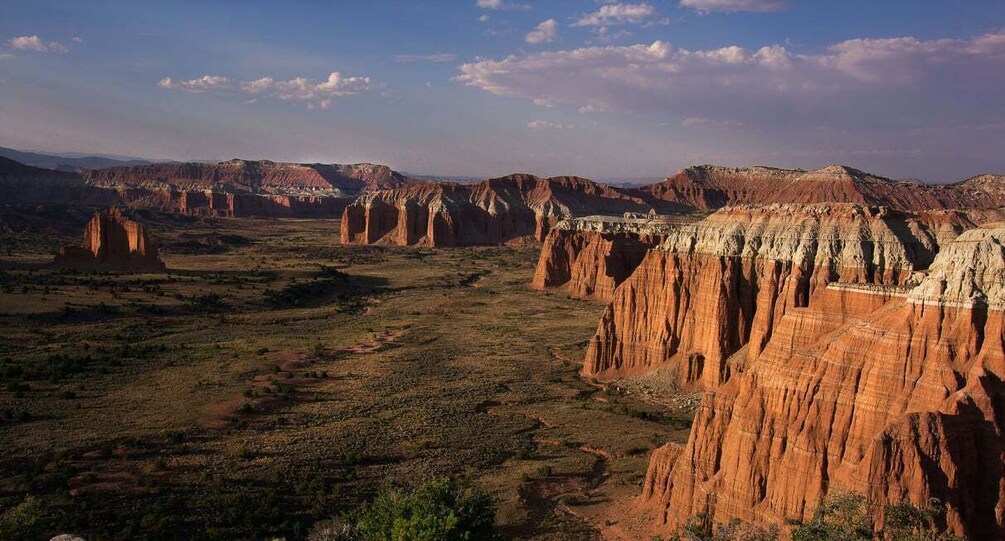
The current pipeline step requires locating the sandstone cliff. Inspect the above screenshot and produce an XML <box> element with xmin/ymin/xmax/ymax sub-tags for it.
<box><xmin>581</xmin><ymin>204</ymin><xmax>984</xmax><ymax>387</ymax></box>
<box><xmin>643</xmin><ymin>223</ymin><xmax>1005</xmax><ymax>539</ymax></box>
<box><xmin>340</xmin><ymin>174</ymin><xmax>651</xmax><ymax>247</ymax></box>
<box><xmin>54</xmin><ymin>208</ymin><xmax>166</xmax><ymax>272</ymax></box>
<box><xmin>531</xmin><ymin>215</ymin><xmax>701</xmax><ymax>302</ymax></box>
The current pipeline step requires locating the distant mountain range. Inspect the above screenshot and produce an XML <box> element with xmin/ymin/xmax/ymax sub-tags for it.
<box><xmin>0</xmin><ymin>146</ymin><xmax>163</xmax><ymax>172</ymax></box>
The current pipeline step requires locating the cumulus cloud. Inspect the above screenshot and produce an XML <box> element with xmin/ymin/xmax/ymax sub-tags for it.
<box><xmin>9</xmin><ymin>35</ymin><xmax>68</xmax><ymax>53</ymax></box>
<box><xmin>527</xmin><ymin>119</ymin><xmax>577</xmax><ymax>129</ymax></box>
<box><xmin>159</xmin><ymin>71</ymin><xmax>377</xmax><ymax>108</ymax></box>
<box><xmin>573</xmin><ymin>3</ymin><xmax>663</xmax><ymax>27</ymax></box>
<box><xmin>679</xmin><ymin>0</ymin><xmax>786</xmax><ymax>13</ymax></box>
<box><xmin>393</xmin><ymin>53</ymin><xmax>457</xmax><ymax>63</ymax></box>
<box><xmin>525</xmin><ymin>19</ymin><xmax>558</xmax><ymax>44</ymax></box>
<box><xmin>476</xmin><ymin>0</ymin><xmax>530</xmax><ymax>10</ymax></box>
<box><xmin>479</xmin><ymin>14</ymin><xmax>490</xmax><ymax>22</ymax></box>
<box><xmin>0</xmin><ymin>53</ymin><xmax>13</xmax><ymax>60</ymax></box>
<box><xmin>456</xmin><ymin>29</ymin><xmax>1005</xmax><ymax>128</ymax></box>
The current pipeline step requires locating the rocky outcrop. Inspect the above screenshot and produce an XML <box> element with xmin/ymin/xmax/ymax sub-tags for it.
<box><xmin>644</xmin><ymin>223</ymin><xmax>1005</xmax><ymax>539</ymax></box>
<box><xmin>640</xmin><ymin>164</ymin><xmax>1005</xmax><ymax>211</ymax></box>
<box><xmin>532</xmin><ymin>215</ymin><xmax>700</xmax><ymax>302</ymax></box>
<box><xmin>581</xmin><ymin>204</ymin><xmax>984</xmax><ymax>387</ymax></box>
<box><xmin>340</xmin><ymin>175</ymin><xmax>651</xmax><ymax>247</ymax></box>
<box><xmin>54</xmin><ymin>208</ymin><xmax>166</xmax><ymax>272</ymax></box>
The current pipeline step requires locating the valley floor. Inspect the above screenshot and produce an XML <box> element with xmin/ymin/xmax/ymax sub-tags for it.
<box><xmin>0</xmin><ymin>211</ymin><xmax>691</xmax><ymax>540</ymax></box>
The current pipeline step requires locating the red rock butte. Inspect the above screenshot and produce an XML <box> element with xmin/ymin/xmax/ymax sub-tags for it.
<box><xmin>54</xmin><ymin>208</ymin><xmax>167</xmax><ymax>272</ymax></box>
<box><xmin>543</xmin><ymin>204</ymin><xmax>1005</xmax><ymax>539</ymax></box>
<box><xmin>339</xmin><ymin>174</ymin><xmax>651</xmax><ymax>247</ymax></box>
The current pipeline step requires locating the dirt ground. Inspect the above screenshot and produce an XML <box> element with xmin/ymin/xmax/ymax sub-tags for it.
<box><xmin>0</xmin><ymin>208</ymin><xmax>693</xmax><ymax>540</ymax></box>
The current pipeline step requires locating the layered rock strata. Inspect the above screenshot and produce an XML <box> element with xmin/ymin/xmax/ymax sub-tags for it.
<box><xmin>643</xmin><ymin>223</ymin><xmax>1005</xmax><ymax>539</ymax></box>
<box><xmin>340</xmin><ymin>174</ymin><xmax>650</xmax><ymax>247</ymax></box>
<box><xmin>581</xmin><ymin>204</ymin><xmax>981</xmax><ymax>387</ymax></box>
<box><xmin>642</xmin><ymin>164</ymin><xmax>1005</xmax><ymax>211</ymax></box>
<box><xmin>532</xmin><ymin>214</ymin><xmax>701</xmax><ymax>302</ymax></box>
<box><xmin>54</xmin><ymin>208</ymin><xmax>166</xmax><ymax>272</ymax></box>
<box><xmin>1</xmin><ymin>157</ymin><xmax>404</xmax><ymax>217</ymax></box>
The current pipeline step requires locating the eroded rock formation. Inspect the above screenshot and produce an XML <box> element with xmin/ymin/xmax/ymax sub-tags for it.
<box><xmin>0</xmin><ymin>157</ymin><xmax>406</xmax><ymax>217</ymax></box>
<box><xmin>340</xmin><ymin>174</ymin><xmax>651</xmax><ymax>247</ymax></box>
<box><xmin>582</xmin><ymin>204</ymin><xmax>985</xmax><ymax>387</ymax></box>
<box><xmin>642</xmin><ymin>222</ymin><xmax>1005</xmax><ymax>539</ymax></box>
<box><xmin>532</xmin><ymin>214</ymin><xmax>701</xmax><ymax>302</ymax></box>
<box><xmin>54</xmin><ymin>208</ymin><xmax>166</xmax><ymax>272</ymax></box>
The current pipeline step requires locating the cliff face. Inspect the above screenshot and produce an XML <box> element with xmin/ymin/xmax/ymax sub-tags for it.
<box><xmin>340</xmin><ymin>174</ymin><xmax>651</xmax><ymax>247</ymax></box>
<box><xmin>54</xmin><ymin>208</ymin><xmax>166</xmax><ymax>272</ymax></box>
<box><xmin>639</xmin><ymin>164</ymin><xmax>1005</xmax><ymax>211</ymax></box>
<box><xmin>581</xmin><ymin>205</ymin><xmax>980</xmax><ymax>387</ymax></box>
<box><xmin>531</xmin><ymin>215</ymin><xmax>700</xmax><ymax>302</ymax></box>
<box><xmin>644</xmin><ymin>223</ymin><xmax>1005</xmax><ymax>539</ymax></box>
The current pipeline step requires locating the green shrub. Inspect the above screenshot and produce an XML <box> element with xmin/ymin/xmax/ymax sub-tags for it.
<box><xmin>355</xmin><ymin>478</ymin><xmax>497</xmax><ymax>541</ymax></box>
<box><xmin>0</xmin><ymin>495</ymin><xmax>43</xmax><ymax>540</ymax></box>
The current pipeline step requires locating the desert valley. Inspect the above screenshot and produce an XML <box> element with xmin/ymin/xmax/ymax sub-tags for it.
<box><xmin>1</xmin><ymin>153</ymin><xmax>1004</xmax><ymax>540</ymax></box>
<box><xmin>3</xmin><ymin>1</ymin><xmax>1005</xmax><ymax>539</ymax></box>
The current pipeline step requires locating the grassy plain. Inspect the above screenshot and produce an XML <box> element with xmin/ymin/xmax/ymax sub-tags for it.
<box><xmin>0</xmin><ymin>209</ymin><xmax>691</xmax><ymax>540</ymax></box>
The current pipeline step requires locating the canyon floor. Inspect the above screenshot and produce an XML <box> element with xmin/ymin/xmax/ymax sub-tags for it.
<box><xmin>0</xmin><ymin>210</ymin><xmax>692</xmax><ymax>540</ymax></box>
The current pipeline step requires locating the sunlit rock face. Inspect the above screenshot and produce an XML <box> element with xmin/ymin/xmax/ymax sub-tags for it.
<box><xmin>622</xmin><ymin>208</ymin><xmax>1005</xmax><ymax>539</ymax></box>
<box><xmin>55</xmin><ymin>208</ymin><xmax>166</xmax><ymax>272</ymax></box>
<box><xmin>340</xmin><ymin>174</ymin><xmax>652</xmax><ymax>247</ymax></box>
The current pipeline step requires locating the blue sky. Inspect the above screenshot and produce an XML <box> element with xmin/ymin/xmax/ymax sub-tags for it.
<box><xmin>1</xmin><ymin>0</ymin><xmax>1003</xmax><ymax>181</ymax></box>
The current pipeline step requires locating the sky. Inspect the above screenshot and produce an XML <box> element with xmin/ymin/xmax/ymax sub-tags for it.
<box><xmin>0</xmin><ymin>0</ymin><xmax>1003</xmax><ymax>182</ymax></box>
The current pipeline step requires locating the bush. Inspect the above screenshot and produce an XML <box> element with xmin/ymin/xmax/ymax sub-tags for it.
<box><xmin>355</xmin><ymin>478</ymin><xmax>497</xmax><ymax>541</ymax></box>
<box><xmin>789</xmin><ymin>492</ymin><xmax>959</xmax><ymax>541</ymax></box>
<box><xmin>792</xmin><ymin>492</ymin><xmax>872</xmax><ymax>541</ymax></box>
<box><xmin>0</xmin><ymin>495</ymin><xmax>43</xmax><ymax>540</ymax></box>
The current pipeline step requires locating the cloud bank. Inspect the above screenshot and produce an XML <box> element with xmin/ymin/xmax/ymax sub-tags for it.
<box><xmin>159</xmin><ymin>71</ymin><xmax>378</xmax><ymax>109</ymax></box>
<box><xmin>457</xmin><ymin>30</ymin><xmax>1005</xmax><ymax>128</ymax></box>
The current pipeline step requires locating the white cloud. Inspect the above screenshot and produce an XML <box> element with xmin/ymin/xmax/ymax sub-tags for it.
<box><xmin>525</xmin><ymin>19</ymin><xmax>558</xmax><ymax>45</ymax></box>
<box><xmin>0</xmin><ymin>53</ymin><xmax>12</xmax><ymax>60</ymax></box>
<box><xmin>158</xmin><ymin>75</ymin><xmax>232</xmax><ymax>93</ymax></box>
<box><xmin>393</xmin><ymin>53</ymin><xmax>458</xmax><ymax>63</ymax></box>
<box><xmin>679</xmin><ymin>0</ymin><xmax>785</xmax><ymax>13</ymax></box>
<box><xmin>72</xmin><ymin>36</ymin><xmax>83</xmax><ymax>43</ymax></box>
<box><xmin>527</xmin><ymin>120</ymin><xmax>577</xmax><ymax>129</ymax></box>
<box><xmin>9</xmin><ymin>35</ymin><xmax>68</xmax><ymax>53</ymax></box>
<box><xmin>476</xmin><ymin>0</ymin><xmax>530</xmax><ymax>10</ymax></box>
<box><xmin>479</xmin><ymin>14</ymin><xmax>490</xmax><ymax>22</ymax></box>
<box><xmin>457</xmin><ymin>30</ymin><xmax>1005</xmax><ymax>122</ymax></box>
<box><xmin>159</xmin><ymin>71</ymin><xmax>377</xmax><ymax>107</ymax></box>
<box><xmin>10</xmin><ymin>35</ymin><xmax>46</xmax><ymax>51</ymax></box>
<box><xmin>573</xmin><ymin>3</ymin><xmax>662</xmax><ymax>27</ymax></box>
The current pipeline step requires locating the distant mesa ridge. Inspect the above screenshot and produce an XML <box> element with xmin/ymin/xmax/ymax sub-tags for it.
<box><xmin>342</xmin><ymin>163</ymin><xmax>1005</xmax><ymax>247</ymax></box>
<box><xmin>1</xmin><ymin>154</ymin><xmax>1003</xmax><ymax>231</ymax></box>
